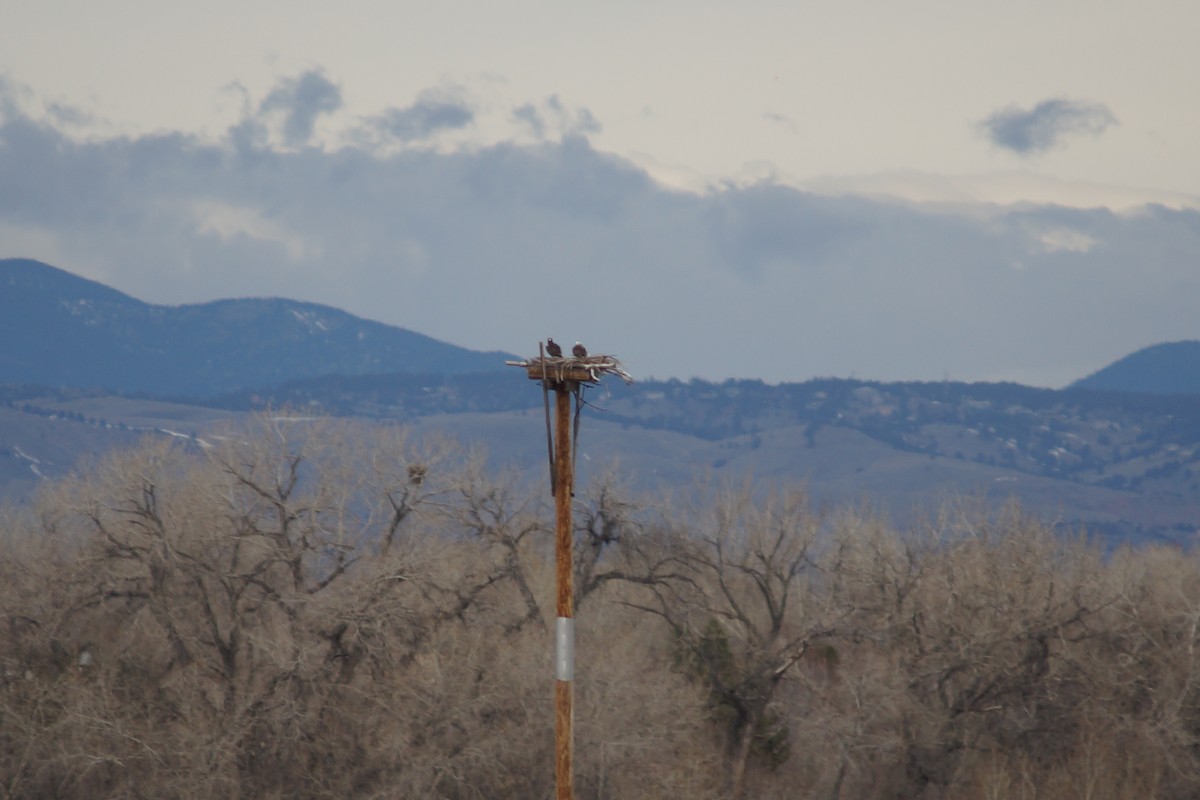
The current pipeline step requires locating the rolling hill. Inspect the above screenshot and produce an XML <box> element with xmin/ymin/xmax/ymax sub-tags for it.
<box><xmin>1071</xmin><ymin>340</ymin><xmax>1200</xmax><ymax>395</ymax></box>
<box><xmin>0</xmin><ymin>258</ymin><xmax>514</xmax><ymax>397</ymax></box>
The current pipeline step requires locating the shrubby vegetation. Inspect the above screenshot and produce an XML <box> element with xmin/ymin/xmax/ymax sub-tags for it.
<box><xmin>3</xmin><ymin>416</ymin><xmax>1200</xmax><ymax>798</ymax></box>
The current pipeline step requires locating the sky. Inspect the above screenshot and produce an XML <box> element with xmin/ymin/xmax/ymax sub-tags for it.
<box><xmin>2</xmin><ymin>0</ymin><xmax>1199</xmax><ymax>387</ymax></box>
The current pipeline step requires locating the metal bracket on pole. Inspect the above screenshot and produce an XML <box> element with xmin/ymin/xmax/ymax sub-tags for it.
<box><xmin>555</xmin><ymin>617</ymin><xmax>575</xmax><ymax>681</ymax></box>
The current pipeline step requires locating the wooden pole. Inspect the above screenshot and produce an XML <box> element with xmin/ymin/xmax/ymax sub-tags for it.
<box><xmin>511</xmin><ymin>345</ymin><xmax>631</xmax><ymax>799</ymax></box>
<box><xmin>553</xmin><ymin>381</ymin><xmax>575</xmax><ymax>800</ymax></box>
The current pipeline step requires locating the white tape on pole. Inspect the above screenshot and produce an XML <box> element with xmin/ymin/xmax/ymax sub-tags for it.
<box><xmin>556</xmin><ymin>617</ymin><xmax>574</xmax><ymax>681</ymax></box>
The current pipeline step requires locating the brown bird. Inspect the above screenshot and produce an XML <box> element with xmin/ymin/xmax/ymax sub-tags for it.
<box><xmin>572</xmin><ymin>341</ymin><xmax>588</xmax><ymax>358</ymax></box>
<box><xmin>546</xmin><ymin>338</ymin><xmax>563</xmax><ymax>357</ymax></box>
<box><xmin>407</xmin><ymin>463</ymin><xmax>427</xmax><ymax>486</ymax></box>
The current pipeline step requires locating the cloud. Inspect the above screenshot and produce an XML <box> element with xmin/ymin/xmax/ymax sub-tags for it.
<box><xmin>45</xmin><ymin>102</ymin><xmax>95</xmax><ymax>129</ymax></box>
<box><xmin>365</xmin><ymin>91</ymin><xmax>474</xmax><ymax>143</ymax></box>
<box><xmin>0</xmin><ymin>76</ymin><xmax>28</xmax><ymax>121</ymax></box>
<box><xmin>706</xmin><ymin>184</ymin><xmax>869</xmax><ymax>277</ymax></box>
<box><xmin>512</xmin><ymin>95</ymin><xmax>601</xmax><ymax>140</ymax></box>
<box><xmin>1</xmin><ymin>77</ymin><xmax>1197</xmax><ymax>388</ymax></box>
<box><xmin>511</xmin><ymin>103</ymin><xmax>545</xmax><ymax>138</ymax></box>
<box><xmin>258</xmin><ymin>70</ymin><xmax>343</xmax><ymax>146</ymax></box>
<box><xmin>981</xmin><ymin>98</ymin><xmax>1117</xmax><ymax>155</ymax></box>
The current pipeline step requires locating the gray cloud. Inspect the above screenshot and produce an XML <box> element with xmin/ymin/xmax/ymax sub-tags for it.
<box><xmin>0</xmin><ymin>76</ymin><xmax>20</xmax><ymax>119</ymax></box>
<box><xmin>512</xmin><ymin>95</ymin><xmax>601</xmax><ymax>140</ymax></box>
<box><xmin>259</xmin><ymin>70</ymin><xmax>343</xmax><ymax>146</ymax></box>
<box><xmin>512</xmin><ymin>103</ymin><xmax>545</xmax><ymax>138</ymax></box>
<box><xmin>366</xmin><ymin>94</ymin><xmax>474</xmax><ymax>142</ymax></box>
<box><xmin>0</xmin><ymin>78</ymin><xmax>1196</xmax><ymax>388</ymax></box>
<box><xmin>981</xmin><ymin>98</ymin><xmax>1117</xmax><ymax>154</ymax></box>
<box><xmin>706</xmin><ymin>184</ymin><xmax>869</xmax><ymax>278</ymax></box>
<box><xmin>762</xmin><ymin>111</ymin><xmax>794</xmax><ymax>130</ymax></box>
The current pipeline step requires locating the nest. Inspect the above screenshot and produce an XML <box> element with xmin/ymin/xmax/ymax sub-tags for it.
<box><xmin>506</xmin><ymin>353</ymin><xmax>634</xmax><ymax>385</ymax></box>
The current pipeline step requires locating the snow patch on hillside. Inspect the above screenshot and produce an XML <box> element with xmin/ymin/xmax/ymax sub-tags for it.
<box><xmin>12</xmin><ymin>446</ymin><xmax>45</xmax><ymax>478</ymax></box>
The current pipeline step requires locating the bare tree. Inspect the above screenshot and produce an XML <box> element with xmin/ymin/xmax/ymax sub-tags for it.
<box><xmin>0</xmin><ymin>417</ymin><xmax>559</xmax><ymax>797</ymax></box>
<box><xmin>11</xmin><ymin>420</ymin><xmax>1200</xmax><ymax>798</ymax></box>
<box><xmin>621</xmin><ymin>486</ymin><xmax>846</xmax><ymax>798</ymax></box>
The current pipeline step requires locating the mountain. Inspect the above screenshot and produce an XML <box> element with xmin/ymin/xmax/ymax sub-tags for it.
<box><xmin>4</xmin><ymin>257</ymin><xmax>1200</xmax><ymax>546</ymax></box>
<box><xmin>0</xmin><ymin>258</ymin><xmax>515</xmax><ymax>396</ymax></box>
<box><xmin>1071</xmin><ymin>340</ymin><xmax>1200</xmax><ymax>395</ymax></box>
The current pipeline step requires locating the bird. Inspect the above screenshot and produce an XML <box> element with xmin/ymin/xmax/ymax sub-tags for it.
<box><xmin>572</xmin><ymin>341</ymin><xmax>588</xmax><ymax>358</ymax></box>
<box><xmin>546</xmin><ymin>338</ymin><xmax>563</xmax><ymax>357</ymax></box>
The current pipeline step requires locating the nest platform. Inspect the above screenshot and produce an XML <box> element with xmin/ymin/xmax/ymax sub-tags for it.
<box><xmin>506</xmin><ymin>354</ymin><xmax>634</xmax><ymax>386</ymax></box>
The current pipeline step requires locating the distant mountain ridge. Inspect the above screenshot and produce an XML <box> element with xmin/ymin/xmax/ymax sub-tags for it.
<box><xmin>1071</xmin><ymin>341</ymin><xmax>1200</xmax><ymax>395</ymax></box>
<box><xmin>0</xmin><ymin>258</ymin><xmax>515</xmax><ymax>396</ymax></box>
<box><xmin>2</xmin><ymin>259</ymin><xmax>1200</xmax><ymax>545</ymax></box>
